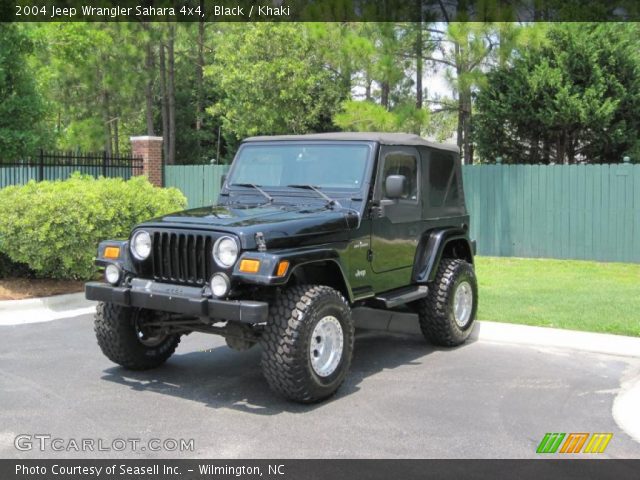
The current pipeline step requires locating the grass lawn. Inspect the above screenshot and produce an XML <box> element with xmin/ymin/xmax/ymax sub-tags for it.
<box><xmin>475</xmin><ymin>256</ymin><xmax>640</xmax><ymax>337</ymax></box>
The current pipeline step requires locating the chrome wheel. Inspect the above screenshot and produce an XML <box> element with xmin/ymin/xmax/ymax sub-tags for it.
<box><xmin>309</xmin><ymin>315</ymin><xmax>344</xmax><ymax>377</ymax></box>
<box><xmin>453</xmin><ymin>281</ymin><xmax>473</xmax><ymax>328</ymax></box>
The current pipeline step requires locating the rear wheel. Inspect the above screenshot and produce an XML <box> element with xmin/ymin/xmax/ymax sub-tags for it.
<box><xmin>260</xmin><ymin>285</ymin><xmax>354</xmax><ymax>403</ymax></box>
<box><xmin>416</xmin><ymin>258</ymin><xmax>478</xmax><ymax>346</ymax></box>
<box><xmin>94</xmin><ymin>302</ymin><xmax>180</xmax><ymax>370</ymax></box>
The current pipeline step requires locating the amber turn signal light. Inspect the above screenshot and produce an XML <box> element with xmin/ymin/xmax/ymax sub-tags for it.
<box><xmin>239</xmin><ymin>259</ymin><xmax>261</xmax><ymax>273</ymax></box>
<box><xmin>104</xmin><ymin>246</ymin><xmax>120</xmax><ymax>259</ymax></box>
<box><xmin>276</xmin><ymin>260</ymin><xmax>289</xmax><ymax>277</ymax></box>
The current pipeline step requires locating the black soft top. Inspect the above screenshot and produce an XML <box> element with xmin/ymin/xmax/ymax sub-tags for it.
<box><xmin>243</xmin><ymin>132</ymin><xmax>459</xmax><ymax>153</ymax></box>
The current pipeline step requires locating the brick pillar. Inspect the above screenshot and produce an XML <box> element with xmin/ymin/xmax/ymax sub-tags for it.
<box><xmin>130</xmin><ymin>136</ymin><xmax>163</xmax><ymax>187</ymax></box>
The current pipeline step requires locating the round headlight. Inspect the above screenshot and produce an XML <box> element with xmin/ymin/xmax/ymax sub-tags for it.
<box><xmin>210</xmin><ymin>273</ymin><xmax>230</xmax><ymax>298</ymax></box>
<box><xmin>105</xmin><ymin>264</ymin><xmax>121</xmax><ymax>285</ymax></box>
<box><xmin>130</xmin><ymin>230</ymin><xmax>152</xmax><ymax>260</ymax></box>
<box><xmin>213</xmin><ymin>236</ymin><xmax>239</xmax><ymax>268</ymax></box>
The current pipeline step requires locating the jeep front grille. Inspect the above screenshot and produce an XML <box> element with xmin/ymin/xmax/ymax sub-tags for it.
<box><xmin>151</xmin><ymin>232</ymin><xmax>214</xmax><ymax>285</ymax></box>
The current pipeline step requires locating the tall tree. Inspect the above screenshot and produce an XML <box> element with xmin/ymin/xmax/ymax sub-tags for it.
<box><xmin>474</xmin><ymin>23</ymin><xmax>640</xmax><ymax>164</ymax></box>
<box><xmin>206</xmin><ymin>23</ymin><xmax>346</xmax><ymax>140</ymax></box>
<box><xmin>158</xmin><ymin>29</ymin><xmax>170</xmax><ymax>162</ymax></box>
<box><xmin>28</xmin><ymin>23</ymin><xmax>146</xmax><ymax>153</ymax></box>
<box><xmin>140</xmin><ymin>21</ymin><xmax>156</xmax><ymax>136</ymax></box>
<box><xmin>0</xmin><ymin>24</ymin><xmax>49</xmax><ymax>160</ymax></box>
<box><xmin>167</xmin><ymin>23</ymin><xmax>176</xmax><ymax>165</ymax></box>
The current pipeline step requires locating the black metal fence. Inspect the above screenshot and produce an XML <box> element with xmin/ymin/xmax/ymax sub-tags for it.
<box><xmin>0</xmin><ymin>149</ymin><xmax>144</xmax><ymax>188</ymax></box>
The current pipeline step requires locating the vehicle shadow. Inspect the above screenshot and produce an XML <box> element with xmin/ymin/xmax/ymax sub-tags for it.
<box><xmin>100</xmin><ymin>329</ymin><xmax>463</xmax><ymax>415</ymax></box>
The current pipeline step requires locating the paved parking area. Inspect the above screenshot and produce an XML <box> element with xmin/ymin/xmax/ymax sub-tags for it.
<box><xmin>1</xmin><ymin>313</ymin><xmax>639</xmax><ymax>459</ymax></box>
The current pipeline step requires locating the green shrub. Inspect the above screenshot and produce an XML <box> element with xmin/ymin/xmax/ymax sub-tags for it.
<box><xmin>0</xmin><ymin>174</ymin><xmax>186</xmax><ymax>280</ymax></box>
<box><xmin>0</xmin><ymin>251</ymin><xmax>35</xmax><ymax>279</ymax></box>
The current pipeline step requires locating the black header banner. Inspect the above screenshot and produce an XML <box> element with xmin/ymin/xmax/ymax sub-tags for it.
<box><xmin>2</xmin><ymin>0</ymin><xmax>640</xmax><ymax>22</ymax></box>
<box><xmin>2</xmin><ymin>459</ymin><xmax>640</xmax><ymax>480</ymax></box>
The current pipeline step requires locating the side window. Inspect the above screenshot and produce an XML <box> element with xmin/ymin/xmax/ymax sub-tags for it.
<box><xmin>428</xmin><ymin>151</ymin><xmax>459</xmax><ymax>207</ymax></box>
<box><xmin>382</xmin><ymin>152</ymin><xmax>418</xmax><ymax>201</ymax></box>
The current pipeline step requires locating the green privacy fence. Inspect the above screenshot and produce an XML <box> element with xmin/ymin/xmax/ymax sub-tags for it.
<box><xmin>462</xmin><ymin>163</ymin><xmax>640</xmax><ymax>263</ymax></box>
<box><xmin>165</xmin><ymin>164</ymin><xmax>230</xmax><ymax>209</ymax></box>
<box><xmin>165</xmin><ymin>163</ymin><xmax>640</xmax><ymax>263</ymax></box>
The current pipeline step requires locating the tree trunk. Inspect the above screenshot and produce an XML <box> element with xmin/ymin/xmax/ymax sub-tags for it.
<box><xmin>381</xmin><ymin>81</ymin><xmax>390</xmax><ymax>110</ymax></box>
<box><xmin>195</xmin><ymin>14</ymin><xmax>204</xmax><ymax>135</ymax></box>
<box><xmin>455</xmin><ymin>36</ymin><xmax>474</xmax><ymax>165</ymax></box>
<box><xmin>452</xmin><ymin>1</ymin><xmax>474</xmax><ymax>164</ymax></box>
<box><xmin>159</xmin><ymin>38</ymin><xmax>169</xmax><ymax>163</ymax></box>
<box><xmin>113</xmin><ymin>118</ymin><xmax>119</xmax><ymax>156</ymax></box>
<box><xmin>456</xmin><ymin>99</ymin><xmax>463</xmax><ymax>159</ymax></box>
<box><xmin>167</xmin><ymin>24</ymin><xmax>176</xmax><ymax>165</ymax></box>
<box><xmin>454</xmin><ymin>40</ymin><xmax>464</xmax><ymax>162</ymax></box>
<box><xmin>567</xmin><ymin>134</ymin><xmax>576</xmax><ymax>165</ymax></box>
<box><xmin>102</xmin><ymin>88</ymin><xmax>112</xmax><ymax>156</ymax></box>
<box><xmin>557</xmin><ymin>132</ymin><xmax>567</xmax><ymax>165</ymax></box>
<box><xmin>530</xmin><ymin>133</ymin><xmax>540</xmax><ymax>164</ymax></box>
<box><xmin>104</xmin><ymin>118</ymin><xmax>112</xmax><ymax>156</ymax></box>
<box><xmin>542</xmin><ymin>139</ymin><xmax>551</xmax><ymax>164</ymax></box>
<box><xmin>415</xmin><ymin>8</ymin><xmax>423</xmax><ymax>111</ymax></box>
<box><xmin>144</xmin><ymin>31</ymin><xmax>155</xmax><ymax>136</ymax></box>
<box><xmin>461</xmin><ymin>93</ymin><xmax>472</xmax><ymax>165</ymax></box>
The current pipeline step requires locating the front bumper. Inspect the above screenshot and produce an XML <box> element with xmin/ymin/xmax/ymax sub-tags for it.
<box><xmin>85</xmin><ymin>279</ymin><xmax>268</xmax><ymax>324</ymax></box>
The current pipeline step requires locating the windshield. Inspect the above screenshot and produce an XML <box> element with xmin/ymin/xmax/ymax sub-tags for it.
<box><xmin>227</xmin><ymin>143</ymin><xmax>371</xmax><ymax>191</ymax></box>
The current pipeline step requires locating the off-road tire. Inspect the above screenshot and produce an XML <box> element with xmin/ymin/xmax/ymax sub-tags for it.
<box><xmin>94</xmin><ymin>302</ymin><xmax>180</xmax><ymax>370</ymax></box>
<box><xmin>260</xmin><ymin>285</ymin><xmax>354</xmax><ymax>403</ymax></box>
<box><xmin>416</xmin><ymin>258</ymin><xmax>478</xmax><ymax>346</ymax></box>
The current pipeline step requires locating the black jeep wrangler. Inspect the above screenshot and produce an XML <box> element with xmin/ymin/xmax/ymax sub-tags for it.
<box><xmin>86</xmin><ymin>132</ymin><xmax>477</xmax><ymax>403</ymax></box>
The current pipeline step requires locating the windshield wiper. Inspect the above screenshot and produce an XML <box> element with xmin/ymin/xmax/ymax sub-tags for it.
<box><xmin>286</xmin><ymin>184</ymin><xmax>342</xmax><ymax>209</ymax></box>
<box><xmin>229</xmin><ymin>183</ymin><xmax>273</xmax><ymax>204</ymax></box>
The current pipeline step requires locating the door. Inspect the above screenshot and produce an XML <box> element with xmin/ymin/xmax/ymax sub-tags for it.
<box><xmin>370</xmin><ymin>146</ymin><xmax>422</xmax><ymax>274</ymax></box>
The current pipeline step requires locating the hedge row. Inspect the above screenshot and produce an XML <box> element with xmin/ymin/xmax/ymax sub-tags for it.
<box><xmin>0</xmin><ymin>174</ymin><xmax>186</xmax><ymax>280</ymax></box>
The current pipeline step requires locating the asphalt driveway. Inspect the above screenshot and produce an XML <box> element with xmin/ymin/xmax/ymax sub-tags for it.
<box><xmin>0</xmin><ymin>312</ymin><xmax>639</xmax><ymax>459</ymax></box>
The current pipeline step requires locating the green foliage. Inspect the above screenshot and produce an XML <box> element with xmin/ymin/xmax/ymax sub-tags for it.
<box><xmin>26</xmin><ymin>23</ymin><xmax>147</xmax><ymax>153</ymax></box>
<box><xmin>0</xmin><ymin>24</ymin><xmax>49</xmax><ymax>160</ymax></box>
<box><xmin>335</xmin><ymin>100</ymin><xmax>428</xmax><ymax>133</ymax></box>
<box><xmin>206</xmin><ymin>23</ymin><xmax>347</xmax><ymax>140</ymax></box>
<box><xmin>475</xmin><ymin>23</ymin><xmax>640</xmax><ymax>164</ymax></box>
<box><xmin>0</xmin><ymin>174</ymin><xmax>186</xmax><ymax>279</ymax></box>
<box><xmin>7</xmin><ymin>22</ymin><xmax>639</xmax><ymax>165</ymax></box>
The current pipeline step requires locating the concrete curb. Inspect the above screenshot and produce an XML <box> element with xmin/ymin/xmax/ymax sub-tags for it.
<box><xmin>613</xmin><ymin>365</ymin><xmax>640</xmax><ymax>444</ymax></box>
<box><xmin>353</xmin><ymin>307</ymin><xmax>640</xmax><ymax>359</ymax></box>
<box><xmin>0</xmin><ymin>292</ymin><xmax>96</xmax><ymax>326</ymax></box>
<box><xmin>1</xmin><ymin>297</ymin><xmax>639</xmax><ymax>360</ymax></box>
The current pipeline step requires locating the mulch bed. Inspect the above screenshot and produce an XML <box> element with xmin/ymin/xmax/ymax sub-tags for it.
<box><xmin>0</xmin><ymin>278</ymin><xmax>85</xmax><ymax>301</ymax></box>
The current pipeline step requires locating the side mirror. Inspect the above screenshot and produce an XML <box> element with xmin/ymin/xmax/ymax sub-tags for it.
<box><xmin>220</xmin><ymin>174</ymin><xmax>227</xmax><ymax>189</ymax></box>
<box><xmin>385</xmin><ymin>175</ymin><xmax>406</xmax><ymax>199</ymax></box>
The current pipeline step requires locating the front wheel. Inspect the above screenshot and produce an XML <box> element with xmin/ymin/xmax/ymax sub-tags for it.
<box><xmin>260</xmin><ymin>285</ymin><xmax>354</xmax><ymax>403</ymax></box>
<box><xmin>94</xmin><ymin>302</ymin><xmax>181</xmax><ymax>370</ymax></box>
<box><xmin>415</xmin><ymin>258</ymin><xmax>478</xmax><ymax>346</ymax></box>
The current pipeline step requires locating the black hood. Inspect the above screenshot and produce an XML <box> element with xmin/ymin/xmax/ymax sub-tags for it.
<box><xmin>139</xmin><ymin>203</ymin><xmax>360</xmax><ymax>249</ymax></box>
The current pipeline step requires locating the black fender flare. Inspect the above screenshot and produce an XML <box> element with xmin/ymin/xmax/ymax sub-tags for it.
<box><xmin>412</xmin><ymin>228</ymin><xmax>475</xmax><ymax>284</ymax></box>
<box><xmin>232</xmin><ymin>245</ymin><xmax>354</xmax><ymax>302</ymax></box>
